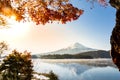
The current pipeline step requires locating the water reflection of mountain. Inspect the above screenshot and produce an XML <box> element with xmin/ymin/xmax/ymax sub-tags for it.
<box><xmin>33</xmin><ymin>59</ymin><xmax>120</xmax><ymax>80</ymax></box>
<box><xmin>40</xmin><ymin>59</ymin><xmax>116</xmax><ymax>67</ymax></box>
<box><xmin>80</xmin><ymin>67</ymin><xmax>120</xmax><ymax>80</ymax></box>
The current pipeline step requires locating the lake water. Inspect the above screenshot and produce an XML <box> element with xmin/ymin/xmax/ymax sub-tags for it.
<box><xmin>32</xmin><ymin>59</ymin><xmax>120</xmax><ymax>80</ymax></box>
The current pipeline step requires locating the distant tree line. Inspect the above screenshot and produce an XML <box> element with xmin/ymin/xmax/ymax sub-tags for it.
<box><xmin>39</xmin><ymin>50</ymin><xmax>111</xmax><ymax>59</ymax></box>
<box><xmin>40</xmin><ymin>54</ymin><xmax>92</xmax><ymax>59</ymax></box>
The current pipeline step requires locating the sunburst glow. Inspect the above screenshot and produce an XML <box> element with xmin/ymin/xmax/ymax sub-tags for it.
<box><xmin>0</xmin><ymin>19</ymin><xmax>30</xmax><ymax>38</ymax></box>
<box><xmin>10</xmin><ymin>15</ymin><xmax>17</xmax><ymax>20</ymax></box>
<box><xmin>9</xmin><ymin>22</ymin><xmax>30</xmax><ymax>36</ymax></box>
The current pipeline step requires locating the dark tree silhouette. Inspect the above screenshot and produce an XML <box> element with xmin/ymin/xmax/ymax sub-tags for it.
<box><xmin>0</xmin><ymin>50</ymin><xmax>33</xmax><ymax>80</ymax></box>
<box><xmin>0</xmin><ymin>41</ymin><xmax>8</xmax><ymax>58</ymax></box>
<box><xmin>109</xmin><ymin>0</ymin><xmax>120</xmax><ymax>70</ymax></box>
<box><xmin>49</xmin><ymin>71</ymin><xmax>59</xmax><ymax>80</ymax></box>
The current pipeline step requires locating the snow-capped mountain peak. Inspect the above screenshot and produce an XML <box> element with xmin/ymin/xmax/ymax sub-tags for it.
<box><xmin>42</xmin><ymin>42</ymin><xmax>96</xmax><ymax>55</ymax></box>
<box><xmin>68</xmin><ymin>43</ymin><xmax>88</xmax><ymax>49</ymax></box>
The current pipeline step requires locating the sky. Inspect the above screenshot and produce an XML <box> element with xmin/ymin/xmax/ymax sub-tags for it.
<box><xmin>0</xmin><ymin>0</ymin><xmax>116</xmax><ymax>54</ymax></box>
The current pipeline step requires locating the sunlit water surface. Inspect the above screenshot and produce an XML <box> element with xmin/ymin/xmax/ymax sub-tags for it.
<box><xmin>32</xmin><ymin>59</ymin><xmax>120</xmax><ymax>80</ymax></box>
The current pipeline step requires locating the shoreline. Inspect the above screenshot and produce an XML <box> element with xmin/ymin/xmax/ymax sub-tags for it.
<box><xmin>32</xmin><ymin>58</ymin><xmax>116</xmax><ymax>67</ymax></box>
<box><xmin>38</xmin><ymin>58</ymin><xmax>112</xmax><ymax>63</ymax></box>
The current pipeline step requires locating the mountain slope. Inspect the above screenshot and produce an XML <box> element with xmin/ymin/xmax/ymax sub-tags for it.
<box><xmin>41</xmin><ymin>43</ymin><xmax>96</xmax><ymax>55</ymax></box>
<box><xmin>76</xmin><ymin>50</ymin><xmax>111</xmax><ymax>58</ymax></box>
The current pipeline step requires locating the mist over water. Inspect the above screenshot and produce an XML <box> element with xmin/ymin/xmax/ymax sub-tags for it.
<box><xmin>33</xmin><ymin>59</ymin><xmax>120</xmax><ymax>80</ymax></box>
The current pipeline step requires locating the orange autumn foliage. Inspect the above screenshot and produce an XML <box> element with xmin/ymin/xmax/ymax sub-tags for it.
<box><xmin>0</xmin><ymin>0</ymin><xmax>84</xmax><ymax>25</ymax></box>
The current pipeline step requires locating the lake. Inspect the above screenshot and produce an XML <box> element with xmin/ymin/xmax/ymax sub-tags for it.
<box><xmin>32</xmin><ymin>59</ymin><xmax>120</xmax><ymax>80</ymax></box>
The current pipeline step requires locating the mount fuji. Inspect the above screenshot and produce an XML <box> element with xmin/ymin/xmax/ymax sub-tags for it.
<box><xmin>41</xmin><ymin>43</ymin><xmax>96</xmax><ymax>55</ymax></box>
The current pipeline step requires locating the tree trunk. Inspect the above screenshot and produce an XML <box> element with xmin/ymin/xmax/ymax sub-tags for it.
<box><xmin>109</xmin><ymin>0</ymin><xmax>120</xmax><ymax>70</ymax></box>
